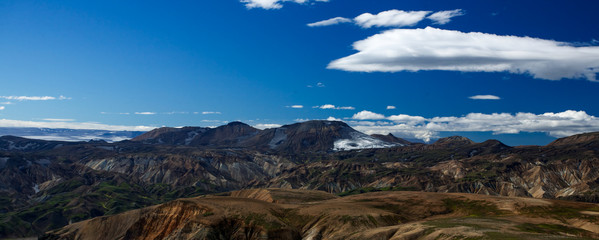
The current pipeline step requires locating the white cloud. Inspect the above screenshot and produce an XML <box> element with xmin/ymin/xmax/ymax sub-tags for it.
<box><xmin>469</xmin><ymin>95</ymin><xmax>501</xmax><ymax>100</ymax></box>
<box><xmin>0</xmin><ymin>95</ymin><xmax>70</xmax><ymax>101</ymax></box>
<box><xmin>326</xmin><ymin>116</ymin><xmax>342</xmax><ymax>121</ymax></box>
<box><xmin>254</xmin><ymin>123</ymin><xmax>282</xmax><ymax>129</ymax></box>
<box><xmin>288</xmin><ymin>105</ymin><xmax>304</xmax><ymax>109</ymax></box>
<box><xmin>0</xmin><ymin>119</ymin><xmax>154</xmax><ymax>131</ymax></box>
<box><xmin>308</xmin><ymin>17</ymin><xmax>352</xmax><ymax>27</ymax></box>
<box><xmin>42</xmin><ymin>118</ymin><xmax>75</xmax><ymax>122</ymax></box>
<box><xmin>318</xmin><ymin>104</ymin><xmax>336</xmax><ymax>109</ymax></box>
<box><xmin>0</xmin><ymin>106</ymin><xmax>4</xmax><ymax>110</ymax></box>
<box><xmin>328</xmin><ymin>27</ymin><xmax>599</xmax><ymax>81</ymax></box>
<box><xmin>427</xmin><ymin>9</ymin><xmax>465</xmax><ymax>25</ymax></box>
<box><xmin>202</xmin><ymin>111</ymin><xmax>222</xmax><ymax>115</ymax></box>
<box><xmin>101</xmin><ymin>112</ymin><xmax>130</xmax><ymax>115</ymax></box>
<box><xmin>354</xmin><ymin>10</ymin><xmax>431</xmax><ymax>28</ymax></box>
<box><xmin>240</xmin><ymin>0</ymin><xmax>328</xmax><ymax>10</ymax></box>
<box><xmin>387</xmin><ymin>114</ymin><xmax>426</xmax><ymax>122</ymax></box>
<box><xmin>307</xmin><ymin>82</ymin><xmax>325</xmax><ymax>88</ymax></box>
<box><xmin>315</xmin><ymin>104</ymin><xmax>355</xmax><ymax>110</ymax></box>
<box><xmin>348</xmin><ymin>110</ymin><xmax>599</xmax><ymax>142</ymax></box>
<box><xmin>164</xmin><ymin>111</ymin><xmax>189</xmax><ymax>115</ymax></box>
<box><xmin>135</xmin><ymin>112</ymin><xmax>156</xmax><ymax>115</ymax></box>
<box><xmin>352</xmin><ymin>110</ymin><xmax>386</xmax><ymax>120</ymax></box>
<box><xmin>0</xmin><ymin>102</ymin><xmax>12</xmax><ymax>105</ymax></box>
<box><xmin>386</xmin><ymin>105</ymin><xmax>396</xmax><ymax>109</ymax></box>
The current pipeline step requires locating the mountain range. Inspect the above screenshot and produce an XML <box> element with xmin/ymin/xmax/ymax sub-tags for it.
<box><xmin>0</xmin><ymin>127</ymin><xmax>145</xmax><ymax>142</ymax></box>
<box><xmin>1</xmin><ymin>120</ymin><xmax>599</xmax><ymax>238</ymax></box>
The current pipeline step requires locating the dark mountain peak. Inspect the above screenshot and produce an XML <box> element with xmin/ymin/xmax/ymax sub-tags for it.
<box><xmin>212</xmin><ymin>122</ymin><xmax>259</xmax><ymax>136</ymax></box>
<box><xmin>131</xmin><ymin>127</ymin><xmax>177</xmax><ymax>141</ymax></box>
<box><xmin>548</xmin><ymin>131</ymin><xmax>599</xmax><ymax>147</ymax></box>
<box><xmin>225</xmin><ymin>121</ymin><xmax>251</xmax><ymax>127</ymax></box>
<box><xmin>433</xmin><ymin>136</ymin><xmax>475</xmax><ymax>147</ymax></box>
<box><xmin>131</xmin><ymin>126</ymin><xmax>208</xmax><ymax>145</ymax></box>
<box><xmin>253</xmin><ymin>120</ymin><xmax>397</xmax><ymax>153</ymax></box>
<box><xmin>221</xmin><ymin>121</ymin><xmax>255</xmax><ymax>129</ymax></box>
<box><xmin>370</xmin><ymin>133</ymin><xmax>412</xmax><ymax>145</ymax></box>
<box><xmin>479</xmin><ymin>139</ymin><xmax>508</xmax><ymax>147</ymax></box>
<box><xmin>286</xmin><ymin>120</ymin><xmax>350</xmax><ymax>131</ymax></box>
<box><xmin>189</xmin><ymin>122</ymin><xmax>260</xmax><ymax>147</ymax></box>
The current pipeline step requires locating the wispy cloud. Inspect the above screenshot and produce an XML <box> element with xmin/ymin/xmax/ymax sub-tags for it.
<box><xmin>202</xmin><ymin>111</ymin><xmax>222</xmax><ymax>115</ymax></box>
<box><xmin>0</xmin><ymin>95</ymin><xmax>70</xmax><ymax>101</ymax></box>
<box><xmin>427</xmin><ymin>9</ymin><xmax>465</xmax><ymax>25</ymax></box>
<box><xmin>164</xmin><ymin>111</ymin><xmax>189</xmax><ymax>115</ymax></box>
<box><xmin>307</xmin><ymin>82</ymin><xmax>325</xmax><ymax>88</ymax></box>
<box><xmin>328</xmin><ymin>27</ymin><xmax>599</xmax><ymax>81</ymax></box>
<box><xmin>287</xmin><ymin>105</ymin><xmax>304</xmax><ymax>109</ymax></box>
<box><xmin>0</xmin><ymin>102</ymin><xmax>13</xmax><ymax>105</ymax></box>
<box><xmin>0</xmin><ymin>106</ymin><xmax>4</xmax><ymax>110</ymax></box>
<box><xmin>307</xmin><ymin>17</ymin><xmax>352</xmax><ymax>27</ymax></box>
<box><xmin>101</xmin><ymin>112</ymin><xmax>130</xmax><ymax>115</ymax></box>
<box><xmin>314</xmin><ymin>104</ymin><xmax>355</xmax><ymax>110</ymax></box>
<box><xmin>469</xmin><ymin>95</ymin><xmax>501</xmax><ymax>100</ymax></box>
<box><xmin>253</xmin><ymin>123</ymin><xmax>282</xmax><ymax>129</ymax></box>
<box><xmin>309</xmin><ymin>9</ymin><xmax>464</xmax><ymax>28</ymax></box>
<box><xmin>354</xmin><ymin>10</ymin><xmax>431</xmax><ymax>28</ymax></box>
<box><xmin>346</xmin><ymin>110</ymin><xmax>599</xmax><ymax>142</ymax></box>
<box><xmin>240</xmin><ymin>0</ymin><xmax>329</xmax><ymax>10</ymax></box>
<box><xmin>386</xmin><ymin>105</ymin><xmax>396</xmax><ymax>110</ymax></box>
<box><xmin>201</xmin><ymin>120</ymin><xmax>226</xmax><ymax>123</ymax></box>
<box><xmin>42</xmin><ymin>118</ymin><xmax>75</xmax><ymax>122</ymax></box>
<box><xmin>0</xmin><ymin>119</ymin><xmax>154</xmax><ymax>131</ymax></box>
<box><xmin>135</xmin><ymin>112</ymin><xmax>156</xmax><ymax>115</ymax></box>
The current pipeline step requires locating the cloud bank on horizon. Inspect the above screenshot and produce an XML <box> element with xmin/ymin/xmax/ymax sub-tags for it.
<box><xmin>349</xmin><ymin>110</ymin><xmax>599</xmax><ymax>142</ymax></box>
<box><xmin>328</xmin><ymin>27</ymin><xmax>599</xmax><ymax>81</ymax></box>
<box><xmin>0</xmin><ymin>119</ymin><xmax>154</xmax><ymax>132</ymax></box>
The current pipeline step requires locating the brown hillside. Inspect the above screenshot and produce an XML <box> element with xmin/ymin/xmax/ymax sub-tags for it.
<box><xmin>42</xmin><ymin>189</ymin><xmax>599</xmax><ymax>240</ymax></box>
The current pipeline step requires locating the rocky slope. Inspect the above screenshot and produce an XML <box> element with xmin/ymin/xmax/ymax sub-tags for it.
<box><xmin>2</xmin><ymin>122</ymin><xmax>599</xmax><ymax>238</ymax></box>
<box><xmin>42</xmin><ymin>188</ymin><xmax>599</xmax><ymax>240</ymax></box>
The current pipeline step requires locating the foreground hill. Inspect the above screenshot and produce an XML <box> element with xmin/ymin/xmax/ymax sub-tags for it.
<box><xmin>42</xmin><ymin>188</ymin><xmax>599</xmax><ymax>240</ymax></box>
<box><xmin>2</xmin><ymin>121</ymin><xmax>599</xmax><ymax>237</ymax></box>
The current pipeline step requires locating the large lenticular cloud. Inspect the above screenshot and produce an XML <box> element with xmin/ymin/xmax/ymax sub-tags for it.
<box><xmin>328</xmin><ymin>27</ymin><xmax>599</xmax><ymax>81</ymax></box>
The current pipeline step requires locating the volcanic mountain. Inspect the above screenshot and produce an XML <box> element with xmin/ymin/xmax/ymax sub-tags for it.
<box><xmin>133</xmin><ymin>120</ymin><xmax>400</xmax><ymax>153</ymax></box>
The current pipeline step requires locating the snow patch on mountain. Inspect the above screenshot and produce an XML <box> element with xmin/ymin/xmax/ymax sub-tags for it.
<box><xmin>333</xmin><ymin>132</ymin><xmax>398</xmax><ymax>151</ymax></box>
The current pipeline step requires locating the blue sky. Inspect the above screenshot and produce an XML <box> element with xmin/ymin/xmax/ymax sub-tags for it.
<box><xmin>2</xmin><ymin>0</ymin><xmax>599</xmax><ymax>145</ymax></box>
